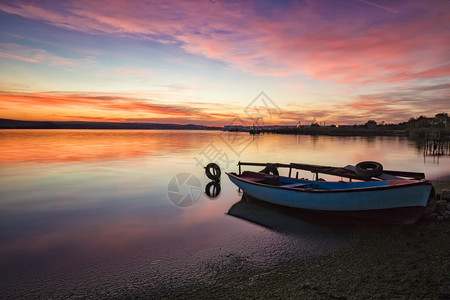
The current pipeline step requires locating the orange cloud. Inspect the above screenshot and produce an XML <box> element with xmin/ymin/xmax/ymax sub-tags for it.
<box><xmin>0</xmin><ymin>91</ymin><xmax>241</xmax><ymax>125</ymax></box>
<box><xmin>1</xmin><ymin>86</ymin><xmax>446</xmax><ymax>126</ymax></box>
<box><xmin>1</xmin><ymin>91</ymin><xmax>191</xmax><ymax>116</ymax></box>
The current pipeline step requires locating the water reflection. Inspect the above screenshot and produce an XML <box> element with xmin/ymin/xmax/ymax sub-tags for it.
<box><xmin>205</xmin><ymin>181</ymin><xmax>221</xmax><ymax>198</ymax></box>
<box><xmin>423</xmin><ymin>139</ymin><xmax>450</xmax><ymax>157</ymax></box>
<box><xmin>0</xmin><ymin>129</ymin><xmax>211</xmax><ymax>164</ymax></box>
<box><xmin>228</xmin><ymin>194</ymin><xmax>363</xmax><ymax>236</ymax></box>
<box><xmin>1</xmin><ymin>130</ymin><xmax>449</xmax><ymax>298</ymax></box>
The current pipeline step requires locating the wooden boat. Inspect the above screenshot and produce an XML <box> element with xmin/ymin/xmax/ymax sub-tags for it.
<box><xmin>226</xmin><ymin>162</ymin><xmax>434</xmax><ymax>224</ymax></box>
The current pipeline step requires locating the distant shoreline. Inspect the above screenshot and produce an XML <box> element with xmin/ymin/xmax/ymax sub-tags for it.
<box><xmin>0</xmin><ymin>118</ymin><xmax>221</xmax><ymax>130</ymax></box>
<box><xmin>1</xmin><ymin>118</ymin><xmax>449</xmax><ymax>139</ymax></box>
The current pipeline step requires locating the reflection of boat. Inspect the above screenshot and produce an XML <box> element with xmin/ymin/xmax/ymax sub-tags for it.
<box><xmin>227</xmin><ymin>194</ymin><xmax>358</xmax><ymax>235</ymax></box>
<box><xmin>227</xmin><ymin>162</ymin><xmax>434</xmax><ymax>224</ymax></box>
<box><xmin>227</xmin><ymin>194</ymin><xmax>352</xmax><ymax>257</ymax></box>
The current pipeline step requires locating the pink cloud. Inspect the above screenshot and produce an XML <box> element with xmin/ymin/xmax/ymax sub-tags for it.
<box><xmin>0</xmin><ymin>43</ymin><xmax>96</xmax><ymax>69</ymax></box>
<box><xmin>341</xmin><ymin>81</ymin><xmax>450</xmax><ymax>123</ymax></box>
<box><xmin>357</xmin><ymin>0</ymin><xmax>398</xmax><ymax>14</ymax></box>
<box><xmin>0</xmin><ymin>51</ymin><xmax>38</xmax><ymax>63</ymax></box>
<box><xmin>0</xmin><ymin>0</ymin><xmax>449</xmax><ymax>125</ymax></box>
<box><xmin>1</xmin><ymin>0</ymin><xmax>448</xmax><ymax>86</ymax></box>
<box><xmin>113</xmin><ymin>67</ymin><xmax>151</xmax><ymax>75</ymax></box>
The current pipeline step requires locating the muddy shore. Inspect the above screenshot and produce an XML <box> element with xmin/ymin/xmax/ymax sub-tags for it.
<box><xmin>111</xmin><ymin>179</ymin><xmax>450</xmax><ymax>299</ymax></box>
<box><xmin>121</xmin><ymin>222</ymin><xmax>449</xmax><ymax>299</ymax></box>
<box><xmin>15</xmin><ymin>220</ymin><xmax>448</xmax><ymax>299</ymax></box>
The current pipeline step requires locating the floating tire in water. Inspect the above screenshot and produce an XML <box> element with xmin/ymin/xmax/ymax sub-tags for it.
<box><xmin>355</xmin><ymin>161</ymin><xmax>383</xmax><ymax>177</ymax></box>
<box><xmin>259</xmin><ymin>164</ymin><xmax>279</xmax><ymax>176</ymax></box>
<box><xmin>205</xmin><ymin>163</ymin><xmax>221</xmax><ymax>181</ymax></box>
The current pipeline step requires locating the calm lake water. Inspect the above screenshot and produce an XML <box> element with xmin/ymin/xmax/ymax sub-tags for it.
<box><xmin>1</xmin><ymin>129</ymin><xmax>449</xmax><ymax>297</ymax></box>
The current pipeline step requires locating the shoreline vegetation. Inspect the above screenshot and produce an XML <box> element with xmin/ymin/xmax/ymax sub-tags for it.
<box><xmin>1</xmin><ymin>113</ymin><xmax>448</xmax><ymax>139</ymax></box>
<box><xmin>235</xmin><ymin>113</ymin><xmax>450</xmax><ymax>139</ymax></box>
<box><xmin>259</xmin><ymin>126</ymin><xmax>450</xmax><ymax>139</ymax></box>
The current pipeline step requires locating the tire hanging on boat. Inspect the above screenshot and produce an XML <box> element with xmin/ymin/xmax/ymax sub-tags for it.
<box><xmin>355</xmin><ymin>161</ymin><xmax>383</xmax><ymax>177</ymax></box>
<box><xmin>205</xmin><ymin>163</ymin><xmax>221</xmax><ymax>181</ymax></box>
<box><xmin>259</xmin><ymin>164</ymin><xmax>279</xmax><ymax>176</ymax></box>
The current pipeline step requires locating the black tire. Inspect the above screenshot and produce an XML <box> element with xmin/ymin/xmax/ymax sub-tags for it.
<box><xmin>205</xmin><ymin>163</ymin><xmax>221</xmax><ymax>181</ymax></box>
<box><xmin>259</xmin><ymin>164</ymin><xmax>279</xmax><ymax>176</ymax></box>
<box><xmin>355</xmin><ymin>161</ymin><xmax>383</xmax><ymax>177</ymax></box>
<box><xmin>205</xmin><ymin>181</ymin><xmax>221</xmax><ymax>198</ymax></box>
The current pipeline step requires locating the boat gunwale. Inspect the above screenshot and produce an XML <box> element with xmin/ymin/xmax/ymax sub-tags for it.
<box><xmin>237</xmin><ymin>161</ymin><xmax>426</xmax><ymax>180</ymax></box>
<box><xmin>226</xmin><ymin>172</ymin><xmax>431</xmax><ymax>194</ymax></box>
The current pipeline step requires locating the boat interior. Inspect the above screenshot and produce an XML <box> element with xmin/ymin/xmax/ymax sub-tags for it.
<box><xmin>236</xmin><ymin>171</ymin><xmax>416</xmax><ymax>191</ymax></box>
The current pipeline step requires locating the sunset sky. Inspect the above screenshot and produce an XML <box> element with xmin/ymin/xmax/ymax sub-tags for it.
<box><xmin>0</xmin><ymin>0</ymin><xmax>449</xmax><ymax>126</ymax></box>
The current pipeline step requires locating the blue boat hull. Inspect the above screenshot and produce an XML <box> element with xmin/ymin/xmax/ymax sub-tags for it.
<box><xmin>227</xmin><ymin>172</ymin><xmax>432</xmax><ymax>224</ymax></box>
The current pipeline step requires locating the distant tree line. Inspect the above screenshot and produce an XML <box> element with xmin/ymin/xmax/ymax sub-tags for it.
<box><xmin>264</xmin><ymin>113</ymin><xmax>449</xmax><ymax>138</ymax></box>
<box><xmin>358</xmin><ymin>113</ymin><xmax>448</xmax><ymax>129</ymax></box>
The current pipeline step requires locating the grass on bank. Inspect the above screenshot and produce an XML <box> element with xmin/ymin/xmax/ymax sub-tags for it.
<box><xmin>432</xmin><ymin>179</ymin><xmax>450</xmax><ymax>194</ymax></box>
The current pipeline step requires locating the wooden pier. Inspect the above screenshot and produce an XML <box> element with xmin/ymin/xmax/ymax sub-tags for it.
<box><xmin>424</xmin><ymin>132</ymin><xmax>450</xmax><ymax>156</ymax></box>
